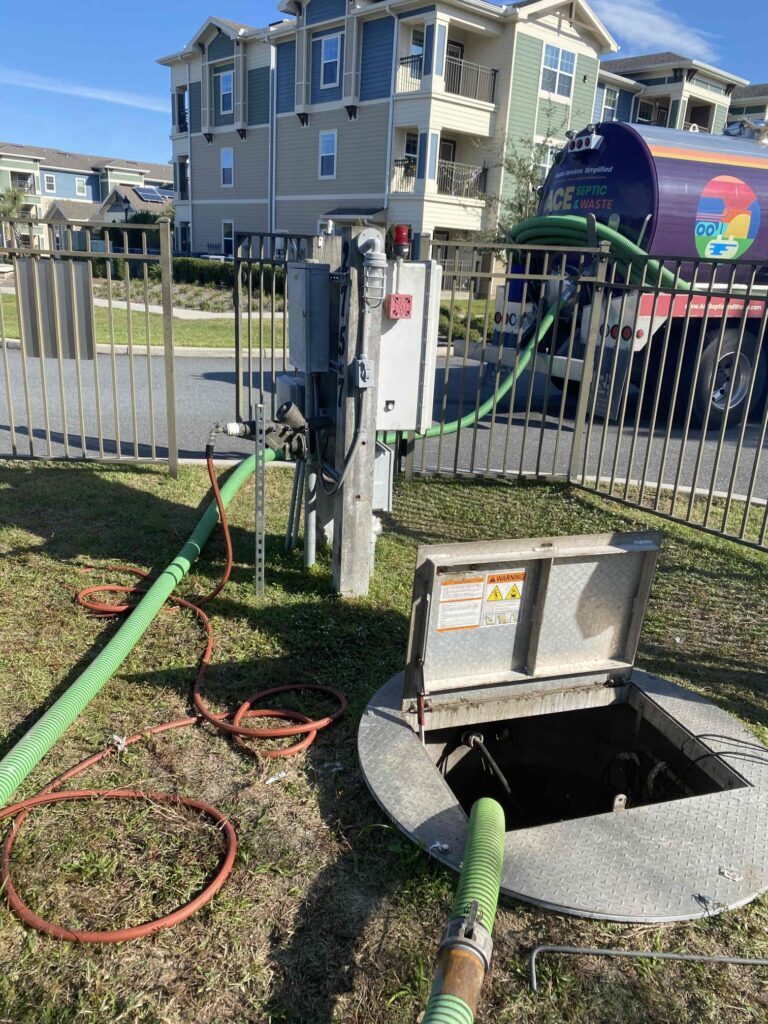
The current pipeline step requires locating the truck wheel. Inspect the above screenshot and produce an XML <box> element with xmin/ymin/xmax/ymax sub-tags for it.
<box><xmin>689</xmin><ymin>328</ymin><xmax>767</xmax><ymax>430</ymax></box>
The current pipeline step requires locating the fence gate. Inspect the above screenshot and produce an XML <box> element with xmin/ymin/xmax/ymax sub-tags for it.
<box><xmin>423</xmin><ymin>238</ymin><xmax>768</xmax><ymax>552</ymax></box>
<box><xmin>0</xmin><ymin>217</ymin><xmax>177</xmax><ymax>474</ymax></box>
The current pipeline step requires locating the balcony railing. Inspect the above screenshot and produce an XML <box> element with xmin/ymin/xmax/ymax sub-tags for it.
<box><xmin>444</xmin><ymin>56</ymin><xmax>497</xmax><ymax>104</ymax></box>
<box><xmin>10</xmin><ymin>175</ymin><xmax>35</xmax><ymax>194</ymax></box>
<box><xmin>391</xmin><ymin>157</ymin><xmax>417</xmax><ymax>193</ymax></box>
<box><xmin>684</xmin><ymin>121</ymin><xmax>711</xmax><ymax>133</ymax></box>
<box><xmin>436</xmin><ymin>160</ymin><xmax>486</xmax><ymax>200</ymax></box>
<box><xmin>397</xmin><ymin>54</ymin><xmax>423</xmax><ymax>93</ymax></box>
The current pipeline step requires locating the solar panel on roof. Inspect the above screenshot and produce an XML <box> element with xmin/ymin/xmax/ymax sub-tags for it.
<box><xmin>134</xmin><ymin>187</ymin><xmax>163</xmax><ymax>203</ymax></box>
<box><xmin>157</xmin><ymin>188</ymin><xmax>174</xmax><ymax>199</ymax></box>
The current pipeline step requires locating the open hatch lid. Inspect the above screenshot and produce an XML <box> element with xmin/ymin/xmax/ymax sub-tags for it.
<box><xmin>403</xmin><ymin>531</ymin><xmax>661</xmax><ymax>708</ymax></box>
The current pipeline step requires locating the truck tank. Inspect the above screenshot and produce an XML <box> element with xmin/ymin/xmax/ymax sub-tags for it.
<box><xmin>539</xmin><ymin>122</ymin><xmax>768</xmax><ymax>263</ymax></box>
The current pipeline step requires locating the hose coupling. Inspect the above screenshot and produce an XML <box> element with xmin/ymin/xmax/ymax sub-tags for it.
<box><xmin>438</xmin><ymin>901</ymin><xmax>494</xmax><ymax>972</ymax></box>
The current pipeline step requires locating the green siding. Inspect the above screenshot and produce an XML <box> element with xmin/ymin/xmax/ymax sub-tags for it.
<box><xmin>536</xmin><ymin>97</ymin><xmax>570</xmax><ymax>136</ymax></box>
<box><xmin>504</xmin><ymin>33</ymin><xmax>542</xmax><ymax>200</ymax></box>
<box><xmin>247</xmin><ymin>66</ymin><xmax>270</xmax><ymax>125</ymax></box>
<box><xmin>207</xmin><ymin>33</ymin><xmax>235</xmax><ymax>62</ymax></box>
<box><xmin>571</xmin><ymin>54</ymin><xmax>598</xmax><ymax>132</ymax></box>
<box><xmin>212</xmin><ymin>62</ymin><xmax>235</xmax><ymax>127</ymax></box>
<box><xmin>189</xmin><ymin>81</ymin><xmax>202</xmax><ymax>134</ymax></box>
<box><xmin>669</xmin><ymin>99</ymin><xmax>681</xmax><ymax>129</ymax></box>
<box><xmin>712</xmin><ymin>104</ymin><xmax>729</xmax><ymax>134</ymax></box>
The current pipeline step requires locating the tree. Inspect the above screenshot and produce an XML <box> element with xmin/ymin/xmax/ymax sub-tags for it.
<box><xmin>498</xmin><ymin>137</ymin><xmax>556</xmax><ymax>231</ymax></box>
<box><xmin>0</xmin><ymin>186</ymin><xmax>26</xmax><ymax>246</ymax></box>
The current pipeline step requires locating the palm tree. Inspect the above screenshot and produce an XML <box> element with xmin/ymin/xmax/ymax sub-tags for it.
<box><xmin>0</xmin><ymin>186</ymin><xmax>26</xmax><ymax>246</ymax></box>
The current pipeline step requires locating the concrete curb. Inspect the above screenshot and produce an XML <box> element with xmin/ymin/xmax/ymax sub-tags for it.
<box><xmin>0</xmin><ymin>338</ymin><xmax>285</xmax><ymax>359</ymax></box>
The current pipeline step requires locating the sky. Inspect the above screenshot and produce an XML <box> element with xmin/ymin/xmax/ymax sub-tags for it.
<box><xmin>0</xmin><ymin>0</ymin><xmax>766</xmax><ymax>167</ymax></box>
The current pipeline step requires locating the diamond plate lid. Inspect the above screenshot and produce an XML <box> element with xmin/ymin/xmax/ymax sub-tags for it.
<box><xmin>403</xmin><ymin>531</ymin><xmax>661</xmax><ymax>706</ymax></box>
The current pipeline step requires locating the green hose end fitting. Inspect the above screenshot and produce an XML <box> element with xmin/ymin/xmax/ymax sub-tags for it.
<box><xmin>422</xmin><ymin>992</ymin><xmax>475</xmax><ymax>1024</ymax></box>
<box><xmin>451</xmin><ymin>797</ymin><xmax>506</xmax><ymax>933</ymax></box>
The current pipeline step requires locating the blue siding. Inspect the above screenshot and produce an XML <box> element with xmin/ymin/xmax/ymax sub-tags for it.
<box><xmin>189</xmin><ymin>81</ymin><xmax>201</xmax><ymax>133</ymax></box>
<box><xmin>424</xmin><ymin>23</ymin><xmax>434</xmax><ymax>77</ymax></box>
<box><xmin>616</xmin><ymin>88</ymin><xmax>633</xmax><ymax>123</ymax></box>
<box><xmin>435</xmin><ymin>24</ymin><xmax>446</xmax><ymax>76</ymax></box>
<box><xmin>359</xmin><ymin>17</ymin><xmax>395</xmax><ymax>101</ymax></box>
<box><xmin>276</xmin><ymin>41</ymin><xmax>296</xmax><ymax>113</ymax></box>
<box><xmin>311</xmin><ymin>31</ymin><xmax>344</xmax><ymax>104</ymax></box>
<box><xmin>397</xmin><ymin>6</ymin><xmax>434</xmax><ymax>19</ymax></box>
<box><xmin>305</xmin><ymin>0</ymin><xmax>345</xmax><ymax>25</ymax></box>
<box><xmin>593</xmin><ymin>83</ymin><xmax>605</xmax><ymax>122</ymax></box>
<box><xmin>40</xmin><ymin>167</ymin><xmax>100</xmax><ymax>201</ymax></box>
<box><xmin>207</xmin><ymin>33</ymin><xmax>235</xmax><ymax>61</ymax></box>
<box><xmin>428</xmin><ymin>132</ymin><xmax>438</xmax><ymax>179</ymax></box>
<box><xmin>247</xmin><ymin>66</ymin><xmax>270</xmax><ymax>124</ymax></box>
<box><xmin>416</xmin><ymin>132</ymin><xmax>427</xmax><ymax>179</ymax></box>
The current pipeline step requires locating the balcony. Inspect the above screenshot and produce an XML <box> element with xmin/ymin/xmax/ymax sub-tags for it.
<box><xmin>391</xmin><ymin>157</ymin><xmax>417</xmax><ymax>193</ymax></box>
<box><xmin>437</xmin><ymin>160</ymin><xmax>486</xmax><ymax>200</ymax></box>
<box><xmin>444</xmin><ymin>56</ymin><xmax>497</xmax><ymax>105</ymax></box>
<box><xmin>11</xmin><ymin>173</ymin><xmax>35</xmax><ymax>194</ymax></box>
<box><xmin>684</xmin><ymin>121</ymin><xmax>710</xmax><ymax>133</ymax></box>
<box><xmin>397</xmin><ymin>55</ymin><xmax>423</xmax><ymax>94</ymax></box>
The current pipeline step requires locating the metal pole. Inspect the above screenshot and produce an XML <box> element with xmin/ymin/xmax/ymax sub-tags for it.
<box><xmin>569</xmin><ymin>242</ymin><xmax>610</xmax><ymax>481</ymax></box>
<box><xmin>255</xmin><ymin>402</ymin><xmax>266</xmax><ymax>596</ymax></box>
<box><xmin>158</xmin><ymin>218</ymin><xmax>178</xmax><ymax>478</ymax></box>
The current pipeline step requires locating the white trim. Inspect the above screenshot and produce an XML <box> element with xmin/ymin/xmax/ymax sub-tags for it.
<box><xmin>217</xmin><ymin>68</ymin><xmax>234</xmax><ymax>115</ymax></box>
<box><xmin>320</xmin><ymin>33</ymin><xmax>342</xmax><ymax>90</ymax></box>
<box><xmin>44</xmin><ymin>173</ymin><xmax>56</xmax><ymax>193</ymax></box>
<box><xmin>220</xmin><ymin>146</ymin><xmax>234</xmax><ymax>187</ymax></box>
<box><xmin>222</xmin><ymin>218</ymin><xmax>234</xmax><ymax>256</ymax></box>
<box><xmin>318</xmin><ymin>129</ymin><xmax>337</xmax><ymax>180</ymax></box>
<box><xmin>75</xmin><ymin>176</ymin><xmax>87</xmax><ymax>197</ymax></box>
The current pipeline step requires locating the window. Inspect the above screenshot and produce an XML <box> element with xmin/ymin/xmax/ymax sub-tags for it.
<box><xmin>602</xmin><ymin>87</ymin><xmax>618</xmax><ymax>122</ymax></box>
<box><xmin>218</xmin><ymin>70</ymin><xmax>234</xmax><ymax>114</ymax></box>
<box><xmin>541</xmin><ymin>45</ymin><xmax>575</xmax><ymax>99</ymax></box>
<box><xmin>321</xmin><ymin>34</ymin><xmax>341</xmax><ymax>88</ymax></box>
<box><xmin>44</xmin><ymin>173</ymin><xmax>56</xmax><ymax>193</ymax></box>
<box><xmin>318</xmin><ymin>130</ymin><xmax>337</xmax><ymax>179</ymax></box>
<box><xmin>535</xmin><ymin>144</ymin><xmax>559</xmax><ymax>184</ymax></box>
<box><xmin>405</xmin><ymin>132</ymin><xmax>419</xmax><ymax>159</ymax></box>
<box><xmin>220</xmin><ymin>147</ymin><xmax>234</xmax><ymax>187</ymax></box>
<box><xmin>222</xmin><ymin>220</ymin><xmax>234</xmax><ymax>257</ymax></box>
<box><xmin>75</xmin><ymin>177</ymin><xmax>86</xmax><ymax>197</ymax></box>
<box><xmin>637</xmin><ymin>100</ymin><xmax>655</xmax><ymax>124</ymax></box>
<box><xmin>410</xmin><ymin>29</ymin><xmax>424</xmax><ymax>56</ymax></box>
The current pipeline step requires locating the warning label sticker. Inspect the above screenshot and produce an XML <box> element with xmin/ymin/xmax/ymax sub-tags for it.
<box><xmin>481</xmin><ymin>570</ymin><xmax>526</xmax><ymax>628</ymax></box>
<box><xmin>436</xmin><ymin>576</ymin><xmax>484</xmax><ymax>632</ymax></box>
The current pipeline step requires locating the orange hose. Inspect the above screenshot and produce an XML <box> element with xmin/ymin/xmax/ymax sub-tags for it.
<box><xmin>0</xmin><ymin>455</ymin><xmax>346</xmax><ymax>942</ymax></box>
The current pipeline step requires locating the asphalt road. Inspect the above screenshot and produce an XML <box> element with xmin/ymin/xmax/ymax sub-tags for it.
<box><xmin>1</xmin><ymin>347</ymin><xmax>766</xmax><ymax>506</ymax></box>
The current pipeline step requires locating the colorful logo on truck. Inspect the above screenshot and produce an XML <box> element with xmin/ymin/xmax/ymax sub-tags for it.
<box><xmin>695</xmin><ymin>175</ymin><xmax>761</xmax><ymax>259</ymax></box>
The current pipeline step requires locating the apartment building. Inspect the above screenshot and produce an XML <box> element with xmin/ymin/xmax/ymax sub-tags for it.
<box><xmin>730</xmin><ymin>83</ymin><xmax>768</xmax><ymax>123</ymax></box>
<box><xmin>0</xmin><ymin>141</ymin><xmax>172</xmax><ymax>245</ymax></box>
<box><xmin>599</xmin><ymin>52</ymin><xmax>747</xmax><ymax>133</ymax></box>
<box><xmin>158</xmin><ymin>0</ymin><xmax>618</xmax><ymax>255</ymax></box>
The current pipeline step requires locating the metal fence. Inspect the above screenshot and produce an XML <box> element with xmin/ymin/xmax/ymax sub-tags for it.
<box><xmin>233</xmin><ymin>231</ymin><xmax>327</xmax><ymax>424</ymax></box>
<box><xmin>0</xmin><ymin>217</ymin><xmax>177</xmax><ymax>473</ymax></box>
<box><xmin>416</xmin><ymin>238</ymin><xmax>768</xmax><ymax>551</ymax></box>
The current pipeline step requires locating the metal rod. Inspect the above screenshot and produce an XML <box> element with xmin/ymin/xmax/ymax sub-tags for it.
<box><xmin>158</xmin><ymin>218</ymin><xmax>178</xmax><ymax>477</ymax></box>
<box><xmin>0</xmin><ymin>280</ymin><xmax>18</xmax><ymax>456</ymax></box>
<box><xmin>122</xmin><ymin>229</ymin><xmax>139</xmax><ymax>459</ymax></box>
<box><xmin>530</xmin><ymin>944</ymin><xmax>768</xmax><ymax>994</ymax></box>
<box><xmin>66</xmin><ymin>249</ymin><xmax>88</xmax><ymax>459</ymax></box>
<box><xmin>103</xmin><ymin>229</ymin><xmax>122</xmax><ymax>460</ymax></box>
<box><xmin>141</xmin><ymin>232</ymin><xmax>157</xmax><ymax>461</ymax></box>
<box><xmin>255</xmin><ymin>402</ymin><xmax>266</xmax><ymax>597</ymax></box>
<box><xmin>85</xmin><ymin>230</ymin><xmax>104</xmax><ymax>460</ymax></box>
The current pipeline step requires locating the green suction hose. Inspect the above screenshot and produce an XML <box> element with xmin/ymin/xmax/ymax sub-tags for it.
<box><xmin>423</xmin><ymin>798</ymin><xmax>506</xmax><ymax>1024</ymax></box>
<box><xmin>0</xmin><ymin>451</ymin><xmax>274</xmax><ymax>808</ymax></box>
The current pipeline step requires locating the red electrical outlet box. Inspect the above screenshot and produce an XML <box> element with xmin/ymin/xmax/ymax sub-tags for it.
<box><xmin>385</xmin><ymin>293</ymin><xmax>412</xmax><ymax>319</ymax></box>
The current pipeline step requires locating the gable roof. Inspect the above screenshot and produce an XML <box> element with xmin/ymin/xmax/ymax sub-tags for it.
<box><xmin>98</xmin><ymin>185</ymin><xmax>173</xmax><ymax>218</ymax></box>
<box><xmin>0</xmin><ymin>141</ymin><xmax>171</xmax><ymax>182</ymax></box>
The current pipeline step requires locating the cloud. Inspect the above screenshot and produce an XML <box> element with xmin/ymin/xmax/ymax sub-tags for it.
<box><xmin>592</xmin><ymin>0</ymin><xmax>720</xmax><ymax>63</ymax></box>
<box><xmin>0</xmin><ymin>67</ymin><xmax>167</xmax><ymax>113</ymax></box>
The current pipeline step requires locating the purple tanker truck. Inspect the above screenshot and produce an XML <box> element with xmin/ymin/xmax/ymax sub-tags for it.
<box><xmin>500</xmin><ymin>121</ymin><xmax>768</xmax><ymax>427</ymax></box>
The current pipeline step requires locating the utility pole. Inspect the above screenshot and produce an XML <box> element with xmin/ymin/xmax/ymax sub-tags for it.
<box><xmin>332</xmin><ymin>228</ymin><xmax>385</xmax><ymax>596</ymax></box>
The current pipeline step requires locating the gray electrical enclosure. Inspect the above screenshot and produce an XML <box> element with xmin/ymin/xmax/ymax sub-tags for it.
<box><xmin>287</xmin><ymin>263</ymin><xmax>331</xmax><ymax>373</ymax></box>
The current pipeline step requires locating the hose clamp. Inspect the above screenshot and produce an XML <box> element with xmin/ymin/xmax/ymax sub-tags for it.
<box><xmin>438</xmin><ymin>901</ymin><xmax>494</xmax><ymax>971</ymax></box>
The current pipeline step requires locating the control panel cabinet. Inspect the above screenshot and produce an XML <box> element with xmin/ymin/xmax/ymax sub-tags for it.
<box><xmin>287</xmin><ymin>263</ymin><xmax>331</xmax><ymax>373</ymax></box>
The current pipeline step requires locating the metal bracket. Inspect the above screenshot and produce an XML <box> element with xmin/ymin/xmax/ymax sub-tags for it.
<box><xmin>255</xmin><ymin>403</ymin><xmax>266</xmax><ymax>597</ymax></box>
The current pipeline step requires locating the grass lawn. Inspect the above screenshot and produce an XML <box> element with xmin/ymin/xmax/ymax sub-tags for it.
<box><xmin>0</xmin><ymin>463</ymin><xmax>766</xmax><ymax>1023</ymax></box>
<box><xmin>1</xmin><ymin>294</ymin><xmax>284</xmax><ymax>350</ymax></box>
